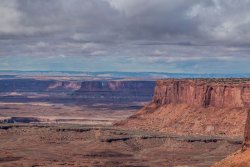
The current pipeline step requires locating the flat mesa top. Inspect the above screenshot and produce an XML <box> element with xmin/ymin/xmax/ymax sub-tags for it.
<box><xmin>158</xmin><ymin>78</ymin><xmax>250</xmax><ymax>85</ymax></box>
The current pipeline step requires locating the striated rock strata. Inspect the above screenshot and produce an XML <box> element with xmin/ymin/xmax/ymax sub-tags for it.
<box><xmin>0</xmin><ymin>79</ymin><xmax>155</xmax><ymax>104</ymax></box>
<box><xmin>73</xmin><ymin>81</ymin><xmax>155</xmax><ymax>103</ymax></box>
<box><xmin>153</xmin><ymin>79</ymin><xmax>250</xmax><ymax>108</ymax></box>
<box><xmin>117</xmin><ymin>79</ymin><xmax>250</xmax><ymax>137</ymax></box>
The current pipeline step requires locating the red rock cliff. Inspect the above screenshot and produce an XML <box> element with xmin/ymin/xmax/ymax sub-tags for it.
<box><xmin>153</xmin><ymin>79</ymin><xmax>250</xmax><ymax>108</ymax></box>
<box><xmin>118</xmin><ymin>79</ymin><xmax>250</xmax><ymax>137</ymax></box>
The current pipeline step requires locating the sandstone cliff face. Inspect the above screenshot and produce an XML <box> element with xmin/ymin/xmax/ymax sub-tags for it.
<box><xmin>153</xmin><ymin>79</ymin><xmax>250</xmax><ymax>108</ymax></box>
<box><xmin>118</xmin><ymin>79</ymin><xmax>250</xmax><ymax>137</ymax></box>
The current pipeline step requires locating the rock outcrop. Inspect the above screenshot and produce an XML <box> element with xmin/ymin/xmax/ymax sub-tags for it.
<box><xmin>73</xmin><ymin>81</ymin><xmax>155</xmax><ymax>103</ymax></box>
<box><xmin>118</xmin><ymin>79</ymin><xmax>250</xmax><ymax>137</ymax></box>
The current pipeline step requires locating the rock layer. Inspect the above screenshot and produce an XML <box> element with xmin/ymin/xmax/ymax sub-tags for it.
<box><xmin>0</xmin><ymin>79</ymin><xmax>81</xmax><ymax>92</ymax></box>
<box><xmin>118</xmin><ymin>79</ymin><xmax>250</xmax><ymax>137</ymax></box>
<box><xmin>0</xmin><ymin>79</ymin><xmax>155</xmax><ymax>104</ymax></box>
<box><xmin>73</xmin><ymin>81</ymin><xmax>155</xmax><ymax>103</ymax></box>
<box><xmin>153</xmin><ymin>79</ymin><xmax>250</xmax><ymax>108</ymax></box>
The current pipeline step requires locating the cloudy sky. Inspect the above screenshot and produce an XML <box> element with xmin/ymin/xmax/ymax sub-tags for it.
<box><xmin>0</xmin><ymin>0</ymin><xmax>250</xmax><ymax>73</ymax></box>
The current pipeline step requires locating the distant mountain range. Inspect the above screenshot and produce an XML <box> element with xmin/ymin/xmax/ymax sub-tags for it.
<box><xmin>0</xmin><ymin>70</ymin><xmax>250</xmax><ymax>80</ymax></box>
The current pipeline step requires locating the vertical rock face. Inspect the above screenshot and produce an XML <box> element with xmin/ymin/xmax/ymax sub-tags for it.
<box><xmin>77</xmin><ymin>81</ymin><xmax>155</xmax><ymax>92</ymax></box>
<box><xmin>153</xmin><ymin>79</ymin><xmax>250</xmax><ymax>108</ymax></box>
<box><xmin>118</xmin><ymin>79</ymin><xmax>250</xmax><ymax>137</ymax></box>
<box><xmin>245</xmin><ymin>110</ymin><xmax>250</xmax><ymax>147</ymax></box>
<box><xmin>73</xmin><ymin>81</ymin><xmax>155</xmax><ymax>103</ymax></box>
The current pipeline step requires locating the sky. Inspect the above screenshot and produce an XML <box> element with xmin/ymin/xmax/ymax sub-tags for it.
<box><xmin>0</xmin><ymin>0</ymin><xmax>250</xmax><ymax>73</ymax></box>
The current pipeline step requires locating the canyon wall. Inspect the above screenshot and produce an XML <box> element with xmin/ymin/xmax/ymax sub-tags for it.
<box><xmin>0</xmin><ymin>79</ymin><xmax>155</xmax><ymax>104</ymax></box>
<box><xmin>153</xmin><ymin>79</ymin><xmax>250</xmax><ymax>108</ymax></box>
<box><xmin>118</xmin><ymin>79</ymin><xmax>250</xmax><ymax>137</ymax></box>
<box><xmin>0</xmin><ymin>79</ymin><xmax>81</xmax><ymax>92</ymax></box>
<box><xmin>73</xmin><ymin>81</ymin><xmax>155</xmax><ymax>103</ymax></box>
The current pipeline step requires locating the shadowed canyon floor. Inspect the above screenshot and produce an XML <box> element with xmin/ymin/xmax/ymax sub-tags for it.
<box><xmin>0</xmin><ymin>124</ymin><xmax>242</xmax><ymax>167</ymax></box>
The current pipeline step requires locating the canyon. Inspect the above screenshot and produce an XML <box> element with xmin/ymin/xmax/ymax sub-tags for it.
<box><xmin>0</xmin><ymin>78</ymin><xmax>155</xmax><ymax>104</ymax></box>
<box><xmin>0</xmin><ymin>77</ymin><xmax>155</xmax><ymax>125</ymax></box>
<box><xmin>1</xmin><ymin>76</ymin><xmax>250</xmax><ymax>166</ymax></box>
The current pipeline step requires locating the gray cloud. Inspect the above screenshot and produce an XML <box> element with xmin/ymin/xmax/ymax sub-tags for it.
<box><xmin>0</xmin><ymin>0</ymin><xmax>250</xmax><ymax>72</ymax></box>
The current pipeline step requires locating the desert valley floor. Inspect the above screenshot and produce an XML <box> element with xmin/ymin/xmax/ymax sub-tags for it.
<box><xmin>0</xmin><ymin>123</ymin><xmax>242</xmax><ymax>167</ymax></box>
<box><xmin>0</xmin><ymin>102</ymin><xmax>244</xmax><ymax>167</ymax></box>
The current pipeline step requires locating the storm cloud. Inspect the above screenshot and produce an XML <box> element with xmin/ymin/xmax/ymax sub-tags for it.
<box><xmin>0</xmin><ymin>0</ymin><xmax>250</xmax><ymax>73</ymax></box>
